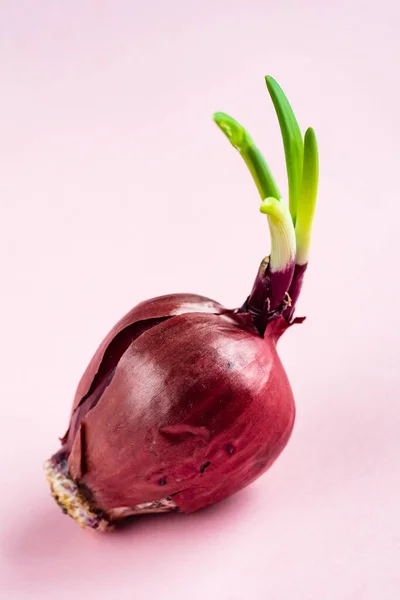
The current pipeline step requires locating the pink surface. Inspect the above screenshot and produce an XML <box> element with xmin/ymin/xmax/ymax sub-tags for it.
<box><xmin>1</xmin><ymin>1</ymin><xmax>399</xmax><ymax>599</ymax></box>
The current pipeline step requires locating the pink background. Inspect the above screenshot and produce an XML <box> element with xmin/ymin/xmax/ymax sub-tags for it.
<box><xmin>1</xmin><ymin>1</ymin><xmax>399</xmax><ymax>598</ymax></box>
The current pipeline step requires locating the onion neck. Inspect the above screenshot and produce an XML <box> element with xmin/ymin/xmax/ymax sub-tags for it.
<box><xmin>241</xmin><ymin>198</ymin><xmax>296</xmax><ymax>335</ymax></box>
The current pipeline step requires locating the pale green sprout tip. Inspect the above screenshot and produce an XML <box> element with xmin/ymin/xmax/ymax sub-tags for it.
<box><xmin>213</xmin><ymin>112</ymin><xmax>249</xmax><ymax>151</ymax></box>
<box><xmin>213</xmin><ymin>112</ymin><xmax>281</xmax><ymax>201</ymax></box>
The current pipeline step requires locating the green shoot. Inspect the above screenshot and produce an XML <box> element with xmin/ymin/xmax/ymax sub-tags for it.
<box><xmin>265</xmin><ymin>76</ymin><xmax>304</xmax><ymax>225</ymax></box>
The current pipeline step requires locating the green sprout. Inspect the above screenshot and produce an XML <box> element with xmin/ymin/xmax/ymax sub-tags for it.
<box><xmin>213</xmin><ymin>75</ymin><xmax>319</xmax><ymax>267</ymax></box>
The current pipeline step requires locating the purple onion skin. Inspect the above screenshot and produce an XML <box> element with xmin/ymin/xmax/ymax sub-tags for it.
<box><xmin>284</xmin><ymin>263</ymin><xmax>308</xmax><ymax>322</ymax></box>
<box><xmin>59</xmin><ymin>293</ymin><xmax>295</xmax><ymax>516</ymax></box>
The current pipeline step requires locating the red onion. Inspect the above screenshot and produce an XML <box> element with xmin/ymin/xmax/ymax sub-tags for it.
<box><xmin>46</xmin><ymin>76</ymin><xmax>319</xmax><ymax>531</ymax></box>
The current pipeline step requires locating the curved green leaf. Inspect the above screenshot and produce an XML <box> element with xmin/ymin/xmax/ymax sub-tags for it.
<box><xmin>213</xmin><ymin>112</ymin><xmax>281</xmax><ymax>201</ymax></box>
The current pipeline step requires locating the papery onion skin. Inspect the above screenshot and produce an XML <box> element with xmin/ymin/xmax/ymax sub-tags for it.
<box><xmin>60</xmin><ymin>294</ymin><xmax>295</xmax><ymax>517</ymax></box>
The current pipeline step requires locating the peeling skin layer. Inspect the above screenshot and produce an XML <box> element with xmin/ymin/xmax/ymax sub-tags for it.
<box><xmin>45</xmin><ymin>453</ymin><xmax>177</xmax><ymax>531</ymax></box>
<box><xmin>71</xmin><ymin>294</ymin><xmax>227</xmax><ymax>414</ymax></box>
<box><xmin>62</xmin><ymin>294</ymin><xmax>227</xmax><ymax>450</ymax></box>
<box><xmin>63</xmin><ymin>317</ymin><xmax>169</xmax><ymax>452</ymax></box>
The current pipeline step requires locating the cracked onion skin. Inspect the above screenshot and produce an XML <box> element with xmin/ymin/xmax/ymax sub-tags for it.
<box><xmin>61</xmin><ymin>293</ymin><xmax>295</xmax><ymax>516</ymax></box>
